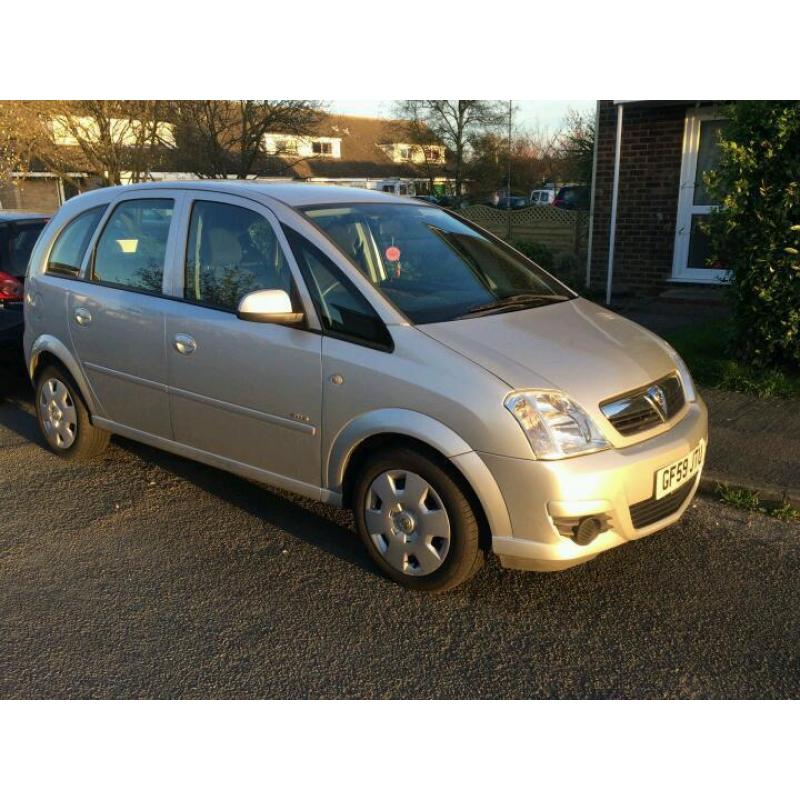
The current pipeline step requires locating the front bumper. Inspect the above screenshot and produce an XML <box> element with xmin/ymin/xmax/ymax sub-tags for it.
<box><xmin>481</xmin><ymin>398</ymin><xmax>708</xmax><ymax>571</ymax></box>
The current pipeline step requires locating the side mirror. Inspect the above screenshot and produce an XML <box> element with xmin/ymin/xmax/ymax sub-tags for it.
<box><xmin>237</xmin><ymin>289</ymin><xmax>304</xmax><ymax>325</ymax></box>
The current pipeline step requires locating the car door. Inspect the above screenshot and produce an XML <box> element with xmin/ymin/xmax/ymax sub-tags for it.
<box><xmin>68</xmin><ymin>189</ymin><xmax>184</xmax><ymax>439</ymax></box>
<box><xmin>164</xmin><ymin>191</ymin><xmax>323</xmax><ymax>494</ymax></box>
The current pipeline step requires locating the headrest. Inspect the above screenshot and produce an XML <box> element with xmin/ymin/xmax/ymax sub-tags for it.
<box><xmin>207</xmin><ymin>228</ymin><xmax>242</xmax><ymax>268</ymax></box>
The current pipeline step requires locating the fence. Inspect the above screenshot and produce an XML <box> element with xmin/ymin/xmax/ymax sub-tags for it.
<box><xmin>453</xmin><ymin>205</ymin><xmax>589</xmax><ymax>261</ymax></box>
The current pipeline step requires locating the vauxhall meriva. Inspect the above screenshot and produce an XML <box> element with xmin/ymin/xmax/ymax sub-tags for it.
<box><xmin>24</xmin><ymin>182</ymin><xmax>707</xmax><ymax>591</ymax></box>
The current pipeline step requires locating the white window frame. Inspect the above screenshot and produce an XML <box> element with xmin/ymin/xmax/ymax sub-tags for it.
<box><xmin>671</xmin><ymin>107</ymin><xmax>729</xmax><ymax>283</ymax></box>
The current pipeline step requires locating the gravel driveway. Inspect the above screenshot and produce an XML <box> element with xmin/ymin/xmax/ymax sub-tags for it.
<box><xmin>2</xmin><ymin>366</ymin><xmax>798</xmax><ymax>698</ymax></box>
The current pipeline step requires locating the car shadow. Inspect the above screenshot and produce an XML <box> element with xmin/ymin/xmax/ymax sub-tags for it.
<box><xmin>0</xmin><ymin>361</ymin><xmax>375</xmax><ymax>575</ymax></box>
<box><xmin>0</xmin><ymin>364</ymin><xmax>48</xmax><ymax>448</ymax></box>
<box><xmin>114</xmin><ymin>436</ymin><xmax>377</xmax><ymax>576</ymax></box>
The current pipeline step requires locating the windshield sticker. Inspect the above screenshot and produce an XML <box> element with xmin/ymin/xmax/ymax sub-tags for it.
<box><xmin>385</xmin><ymin>246</ymin><xmax>401</xmax><ymax>262</ymax></box>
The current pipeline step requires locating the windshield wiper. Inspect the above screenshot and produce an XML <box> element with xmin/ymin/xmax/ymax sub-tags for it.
<box><xmin>457</xmin><ymin>293</ymin><xmax>571</xmax><ymax>319</ymax></box>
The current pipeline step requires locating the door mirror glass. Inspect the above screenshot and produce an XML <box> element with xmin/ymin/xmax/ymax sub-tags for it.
<box><xmin>237</xmin><ymin>289</ymin><xmax>304</xmax><ymax>325</ymax></box>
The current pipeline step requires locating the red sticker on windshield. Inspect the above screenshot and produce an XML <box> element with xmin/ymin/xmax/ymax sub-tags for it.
<box><xmin>385</xmin><ymin>246</ymin><xmax>401</xmax><ymax>262</ymax></box>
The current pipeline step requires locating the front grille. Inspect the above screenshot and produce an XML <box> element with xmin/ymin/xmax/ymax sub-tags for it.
<box><xmin>601</xmin><ymin>373</ymin><xmax>686</xmax><ymax>436</ymax></box>
<box><xmin>629</xmin><ymin>479</ymin><xmax>695</xmax><ymax>529</ymax></box>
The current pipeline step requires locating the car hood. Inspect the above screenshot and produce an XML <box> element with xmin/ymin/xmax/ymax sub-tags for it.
<box><xmin>419</xmin><ymin>297</ymin><xmax>678</xmax><ymax>412</ymax></box>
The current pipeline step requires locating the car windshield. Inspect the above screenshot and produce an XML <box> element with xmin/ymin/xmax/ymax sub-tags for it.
<box><xmin>302</xmin><ymin>203</ymin><xmax>572</xmax><ymax>324</ymax></box>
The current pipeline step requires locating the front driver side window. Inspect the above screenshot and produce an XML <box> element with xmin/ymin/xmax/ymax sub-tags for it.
<box><xmin>283</xmin><ymin>226</ymin><xmax>392</xmax><ymax>350</ymax></box>
<box><xmin>184</xmin><ymin>200</ymin><xmax>292</xmax><ymax>312</ymax></box>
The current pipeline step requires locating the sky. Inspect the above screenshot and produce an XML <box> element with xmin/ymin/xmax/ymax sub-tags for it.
<box><xmin>328</xmin><ymin>100</ymin><xmax>594</xmax><ymax>133</ymax></box>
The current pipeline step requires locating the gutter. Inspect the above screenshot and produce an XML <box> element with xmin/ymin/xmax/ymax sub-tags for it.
<box><xmin>605</xmin><ymin>103</ymin><xmax>624</xmax><ymax>306</ymax></box>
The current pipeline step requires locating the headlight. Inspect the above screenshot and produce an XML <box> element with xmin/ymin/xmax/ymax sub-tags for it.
<box><xmin>504</xmin><ymin>390</ymin><xmax>610</xmax><ymax>460</ymax></box>
<box><xmin>661</xmin><ymin>345</ymin><xmax>697</xmax><ymax>402</ymax></box>
<box><xmin>672</xmin><ymin>352</ymin><xmax>697</xmax><ymax>402</ymax></box>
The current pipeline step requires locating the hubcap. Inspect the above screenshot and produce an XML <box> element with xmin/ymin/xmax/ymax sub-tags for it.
<box><xmin>39</xmin><ymin>378</ymin><xmax>77</xmax><ymax>450</ymax></box>
<box><xmin>365</xmin><ymin>470</ymin><xmax>451</xmax><ymax>576</ymax></box>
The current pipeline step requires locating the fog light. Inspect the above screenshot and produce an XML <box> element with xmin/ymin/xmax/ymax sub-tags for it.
<box><xmin>573</xmin><ymin>517</ymin><xmax>606</xmax><ymax>546</ymax></box>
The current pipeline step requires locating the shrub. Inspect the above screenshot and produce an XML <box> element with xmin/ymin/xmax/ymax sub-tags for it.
<box><xmin>706</xmin><ymin>101</ymin><xmax>800</xmax><ymax>370</ymax></box>
<box><xmin>512</xmin><ymin>240</ymin><xmax>554</xmax><ymax>270</ymax></box>
<box><xmin>553</xmin><ymin>252</ymin><xmax>583</xmax><ymax>289</ymax></box>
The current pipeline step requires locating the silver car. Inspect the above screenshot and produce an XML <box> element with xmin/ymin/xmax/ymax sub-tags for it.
<box><xmin>23</xmin><ymin>182</ymin><xmax>707</xmax><ymax>591</ymax></box>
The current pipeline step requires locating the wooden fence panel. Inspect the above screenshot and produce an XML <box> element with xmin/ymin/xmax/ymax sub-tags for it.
<box><xmin>454</xmin><ymin>205</ymin><xmax>589</xmax><ymax>259</ymax></box>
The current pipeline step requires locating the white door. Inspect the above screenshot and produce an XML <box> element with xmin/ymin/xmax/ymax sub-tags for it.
<box><xmin>671</xmin><ymin>108</ymin><xmax>730</xmax><ymax>283</ymax></box>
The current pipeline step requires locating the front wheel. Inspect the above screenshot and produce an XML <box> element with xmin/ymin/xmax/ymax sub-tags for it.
<box><xmin>353</xmin><ymin>447</ymin><xmax>484</xmax><ymax>591</ymax></box>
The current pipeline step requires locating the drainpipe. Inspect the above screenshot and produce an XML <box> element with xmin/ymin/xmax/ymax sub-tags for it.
<box><xmin>605</xmin><ymin>103</ymin><xmax>624</xmax><ymax>307</ymax></box>
<box><xmin>584</xmin><ymin>100</ymin><xmax>601</xmax><ymax>289</ymax></box>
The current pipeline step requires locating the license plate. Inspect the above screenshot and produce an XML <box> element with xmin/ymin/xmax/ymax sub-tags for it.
<box><xmin>655</xmin><ymin>440</ymin><xmax>705</xmax><ymax>500</ymax></box>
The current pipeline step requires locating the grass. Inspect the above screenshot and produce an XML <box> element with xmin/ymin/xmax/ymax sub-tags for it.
<box><xmin>716</xmin><ymin>483</ymin><xmax>800</xmax><ymax>521</ymax></box>
<box><xmin>665</xmin><ymin>318</ymin><xmax>800</xmax><ymax>400</ymax></box>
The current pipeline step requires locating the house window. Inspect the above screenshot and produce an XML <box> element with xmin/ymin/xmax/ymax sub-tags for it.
<box><xmin>424</xmin><ymin>147</ymin><xmax>441</xmax><ymax>161</ymax></box>
<box><xmin>276</xmin><ymin>139</ymin><xmax>298</xmax><ymax>155</ymax></box>
<box><xmin>399</xmin><ymin>147</ymin><xmax>413</xmax><ymax>161</ymax></box>
<box><xmin>312</xmin><ymin>141</ymin><xmax>333</xmax><ymax>155</ymax></box>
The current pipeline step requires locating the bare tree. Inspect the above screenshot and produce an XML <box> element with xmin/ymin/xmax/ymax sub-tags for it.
<box><xmin>5</xmin><ymin>100</ymin><xmax>172</xmax><ymax>187</ymax></box>
<box><xmin>0</xmin><ymin>102</ymin><xmax>38</xmax><ymax>186</ymax></box>
<box><xmin>170</xmin><ymin>101</ymin><xmax>324</xmax><ymax>179</ymax></box>
<box><xmin>394</xmin><ymin>101</ymin><xmax>506</xmax><ymax>195</ymax></box>
<box><xmin>467</xmin><ymin>125</ymin><xmax>563</xmax><ymax>196</ymax></box>
<box><xmin>559</xmin><ymin>108</ymin><xmax>595</xmax><ymax>185</ymax></box>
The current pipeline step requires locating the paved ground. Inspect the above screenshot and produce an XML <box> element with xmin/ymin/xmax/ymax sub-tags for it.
<box><xmin>1</xmin><ymin>365</ymin><xmax>798</xmax><ymax>699</ymax></box>
<box><xmin>613</xmin><ymin>287</ymin><xmax>730</xmax><ymax>336</ymax></box>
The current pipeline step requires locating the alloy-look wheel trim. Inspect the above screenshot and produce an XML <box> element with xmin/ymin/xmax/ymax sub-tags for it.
<box><xmin>39</xmin><ymin>378</ymin><xmax>78</xmax><ymax>450</ymax></box>
<box><xmin>365</xmin><ymin>469</ymin><xmax>451</xmax><ymax>576</ymax></box>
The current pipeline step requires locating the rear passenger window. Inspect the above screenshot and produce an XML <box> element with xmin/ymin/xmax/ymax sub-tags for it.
<box><xmin>46</xmin><ymin>206</ymin><xmax>107</xmax><ymax>277</ymax></box>
<box><xmin>184</xmin><ymin>201</ymin><xmax>292</xmax><ymax>311</ymax></box>
<box><xmin>92</xmin><ymin>198</ymin><xmax>173</xmax><ymax>293</ymax></box>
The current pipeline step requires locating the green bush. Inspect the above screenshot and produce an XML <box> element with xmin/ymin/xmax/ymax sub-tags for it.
<box><xmin>512</xmin><ymin>239</ymin><xmax>554</xmax><ymax>270</ymax></box>
<box><xmin>706</xmin><ymin>101</ymin><xmax>800</xmax><ymax>370</ymax></box>
<box><xmin>553</xmin><ymin>252</ymin><xmax>582</xmax><ymax>289</ymax></box>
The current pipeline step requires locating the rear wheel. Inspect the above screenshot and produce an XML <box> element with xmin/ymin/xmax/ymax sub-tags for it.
<box><xmin>35</xmin><ymin>365</ymin><xmax>109</xmax><ymax>460</ymax></box>
<box><xmin>353</xmin><ymin>447</ymin><xmax>483</xmax><ymax>591</ymax></box>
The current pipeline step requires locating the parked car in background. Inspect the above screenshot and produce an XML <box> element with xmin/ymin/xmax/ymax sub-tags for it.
<box><xmin>496</xmin><ymin>195</ymin><xmax>530</xmax><ymax>210</ymax></box>
<box><xmin>530</xmin><ymin>188</ymin><xmax>555</xmax><ymax>206</ymax></box>
<box><xmin>553</xmin><ymin>185</ymin><xmax>590</xmax><ymax>211</ymax></box>
<box><xmin>25</xmin><ymin>182</ymin><xmax>706</xmax><ymax>592</ymax></box>
<box><xmin>0</xmin><ymin>211</ymin><xmax>50</xmax><ymax>362</ymax></box>
<box><xmin>435</xmin><ymin>195</ymin><xmax>467</xmax><ymax>209</ymax></box>
<box><xmin>413</xmin><ymin>195</ymin><xmax>442</xmax><ymax>205</ymax></box>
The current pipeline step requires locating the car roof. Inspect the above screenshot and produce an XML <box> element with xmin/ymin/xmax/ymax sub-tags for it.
<box><xmin>0</xmin><ymin>210</ymin><xmax>50</xmax><ymax>222</ymax></box>
<box><xmin>60</xmin><ymin>180</ymin><xmax>424</xmax><ymax>210</ymax></box>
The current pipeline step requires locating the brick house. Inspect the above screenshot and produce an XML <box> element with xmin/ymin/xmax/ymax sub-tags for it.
<box><xmin>0</xmin><ymin>164</ymin><xmax>95</xmax><ymax>213</ymax></box>
<box><xmin>266</xmin><ymin>114</ymin><xmax>452</xmax><ymax>195</ymax></box>
<box><xmin>587</xmin><ymin>101</ymin><xmax>730</xmax><ymax>302</ymax></box>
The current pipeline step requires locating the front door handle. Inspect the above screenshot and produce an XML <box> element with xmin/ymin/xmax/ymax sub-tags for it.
<box><xmin>174</xmin><ymin>333</ymin><xmax>197</xmax><ymax>355</ymax></box>
<box><xmin>74</xmin><ymin>307</ymin><xmax>92</xmax><ymax>326</ymax></box>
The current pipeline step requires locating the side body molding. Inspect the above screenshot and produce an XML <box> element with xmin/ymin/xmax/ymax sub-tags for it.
<box><xmin>325</xmin><ymin>408</ymin><xmax>513</xmax><ymax>540</ymax></box>
<box><xmin>28</xmin><ymin>334</ymin><xmax>103</xmax><ymax>418</ymax></box>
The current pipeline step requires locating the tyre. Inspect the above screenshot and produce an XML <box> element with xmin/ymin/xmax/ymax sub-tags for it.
<box><xmin>353</xmin><ymin>446</ymin><xmax>484</xmax><ymax>591</ymax></box>
<box><xmin>35</xmin><ymin>364</ymin><xmax>110</xmax><ymax>460</ymax></box>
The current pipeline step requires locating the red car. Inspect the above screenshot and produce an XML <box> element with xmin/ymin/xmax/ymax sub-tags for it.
<box><xmin>0</xmin><ymin>211</ymin><xmax>50</xmax><ymax>361</ymax></box>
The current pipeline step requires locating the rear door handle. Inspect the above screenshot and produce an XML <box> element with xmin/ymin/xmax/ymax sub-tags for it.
<box><xmin>74</xmin><ymin>307</ymin><xmax>92</xmax><ymax>326</ymax></box>
<box><xmin>174</xmin><ymin>333</ymin><xmax>197</xmax><ymax>355</ymax></box>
